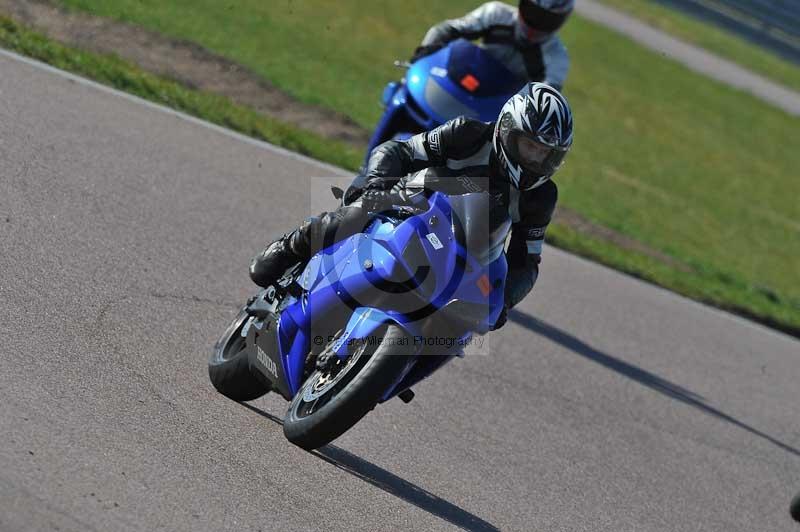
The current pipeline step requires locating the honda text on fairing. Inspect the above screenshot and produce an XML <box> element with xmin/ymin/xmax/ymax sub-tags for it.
<box><xmin>209</xmin><ymin>188</ymin><xmax>509</xmax><ymax>450</ymax></box>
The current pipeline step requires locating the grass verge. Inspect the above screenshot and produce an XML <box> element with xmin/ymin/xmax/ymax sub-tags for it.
<box><xmin>0</xmin><ymin>16</ymin><xmax>362</xmax><ymax>171</ymax></box>
<box><xmin>547</xmin><ymin>223</ymin><xmax>799</xmax><ymax>337</ymax></box>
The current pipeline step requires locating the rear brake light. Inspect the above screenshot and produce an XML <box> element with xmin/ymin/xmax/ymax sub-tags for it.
<box><xmin>460</xmin><ymin>74</ymin><xmax>480</xmax><ymax>93</ymax></box>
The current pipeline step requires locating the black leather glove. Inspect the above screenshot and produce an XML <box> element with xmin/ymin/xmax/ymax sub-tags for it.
<box><xmin>360</xmin><ymin>188</ymin><xmax>408</xmax><ymax>213</ymax></box>
<box><xmin>410</xmin><ymin>44</ymin><xmax>443</xmax><ymax>63</ymax></box>
<box><xmin>342</xmin><ymin>185</ymin><xmax>363</xmax><ymax>206</ymax></box>
<box><xmin>491</xmin><ymin>304</ymin><xmax>508</xmax><ymax>331</ymax></box>
<box><xmin>363</xmin><ymin>176</ymin><xmax>399</xmax><ymax>192</ymax></box>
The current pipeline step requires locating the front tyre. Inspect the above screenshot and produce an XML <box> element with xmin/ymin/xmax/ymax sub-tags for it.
<box><xmin>208</xmin><ymin>308</ymin><xmax>270</xmax><ymax>401</ymax></box>
<box><xmin>283</xmin><ymin>325</ymin><xmax>415</xmax><ymax>450</ymax></box>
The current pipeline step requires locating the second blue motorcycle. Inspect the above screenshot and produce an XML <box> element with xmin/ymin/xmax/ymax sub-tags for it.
<box><xmin>366</xmin><ymin>38</ymin><xmax>526</xmax><ymax>162</ymax></box>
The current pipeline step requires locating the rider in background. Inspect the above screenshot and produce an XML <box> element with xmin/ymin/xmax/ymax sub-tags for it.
<box><xmin>410</xmin><ymin>1</ymin><xmax>574</xmax><ymax>90</ymax></box>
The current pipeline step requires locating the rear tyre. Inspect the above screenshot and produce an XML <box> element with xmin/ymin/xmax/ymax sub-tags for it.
<box><xmin>791</xmin><ymin>491</ymin><xmax>800</xmax><ymax>522</ymax></box>
<box><xmin>208</xmin><ymin>308</ymin><xmax>270</xmax><ymax>401</ymax></box>
<box><xmin>283</xmin><ymin>324</ymin><xmax>415</xmax><ymax>450</ymax></box>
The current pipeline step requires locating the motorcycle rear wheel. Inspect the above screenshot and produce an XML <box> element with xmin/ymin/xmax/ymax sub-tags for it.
<box><xmin>208</xmin><ymin>308</ymin><xmax>270</xmax><ymax>402</ymax></box>
<box><xmin>283</xmin><ymin>324</ymin><xmax>414</xmax><ymax>450</ymax></box>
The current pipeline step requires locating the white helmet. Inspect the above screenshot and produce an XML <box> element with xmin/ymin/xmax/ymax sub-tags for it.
<box><xmin>493</xmin><ymin>82</ymin><xmax>574</xmax><ymax>190</ymax></box>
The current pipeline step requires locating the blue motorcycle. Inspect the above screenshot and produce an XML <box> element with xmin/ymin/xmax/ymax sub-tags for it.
<box><xmin>366</xmin><ymin>38</ymin><xmax>526</xmax><ymax>161</ymax></box>
<box><xmin>209</xmin><ymin>188</ymin><xmax>510</xmax><ymax>450</ymax></box>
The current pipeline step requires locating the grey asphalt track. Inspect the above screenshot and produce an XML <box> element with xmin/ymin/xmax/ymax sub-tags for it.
<box><xmin>1</xmin><ymin>50</ymin><xmax>799</xmax><ymax>532</ymax></box>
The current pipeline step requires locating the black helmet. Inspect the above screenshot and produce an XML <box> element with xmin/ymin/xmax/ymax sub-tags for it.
<box><xmin>493</xmin><ymin>82</ymin><xmax>574</xmax><ymax>190</ymax></box>
<box><xmin>518</xmin><ymin>0</ymin><xmax>574</xmax><ymax>35</ymax></box>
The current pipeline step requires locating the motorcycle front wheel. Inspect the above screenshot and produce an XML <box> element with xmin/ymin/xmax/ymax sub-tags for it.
<box><xmin>283</xmin><ymin>324</ymin><xmax>415</xmax><ymax>450</ymax></box>
<box><xmin>208</xmin><ymin>308</ymin><xmax>271</xmax><ymax>402</ymax></box>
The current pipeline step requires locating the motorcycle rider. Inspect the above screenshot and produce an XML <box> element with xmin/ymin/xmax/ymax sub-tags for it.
<box><xmin>410</xmin><ymin>0</ymin><xmax>574</xmax><ymax>89</ymax></box>
<box><xmin>249</xmin><ymin>82</ymin><xmax>574</xmax><ymax>329</ymax></box>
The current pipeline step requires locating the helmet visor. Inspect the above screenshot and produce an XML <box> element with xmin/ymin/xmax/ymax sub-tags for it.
<box><xmin>509</xmin><ymin>131</ymin><xmax>567</xmax><ymax>177</ymax></box>
<box><xmin>519</xmin><ymin>2</ymin><xmax>571</xmax><ymax>34</ymax></box>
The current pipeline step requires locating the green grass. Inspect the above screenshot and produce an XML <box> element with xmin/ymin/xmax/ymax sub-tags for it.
<box><xmin>595</xmin><ymin>0</ymin><xmax>800</xmax><ymax>93</ymax></box>
<box><xmin>546</xmin><ymin>222</ymin><xmax>798</xmax><ymax>333</ymax></box>
<box><xmin>6</xmin><ymin>2</ymin><xmax>800</xmax><ymax>332</ymax></box>
<box><xmin>557</xmin><ymin>15</ymin><xmax>800</xmax><ymax>332</ymax></box>
<box><xmin>57</xmin><ymin>0</ymin><xmax>458</xmax><ymax>129</ymax></box>
<box><xmin>0</xmin><ymin>16</ymin><xmax>361</xmax><ymax>170</ymax></box>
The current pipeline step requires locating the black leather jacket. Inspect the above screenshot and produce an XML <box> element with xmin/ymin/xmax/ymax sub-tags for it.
<box><xmin>361</xmin><ymin>116</ymin><xmax>557</xmax><ymax>310</ymax></box>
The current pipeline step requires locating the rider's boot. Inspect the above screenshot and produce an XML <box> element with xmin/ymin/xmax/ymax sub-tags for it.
<box><xmin>249</xmin><ymin>205</ymin><xmax>371</xmax><ymax>288</ymax></box>
<box><xmin>249</xmin><ymin>230</ymin><xmax>307</xmax><ymax>288</ymax></box>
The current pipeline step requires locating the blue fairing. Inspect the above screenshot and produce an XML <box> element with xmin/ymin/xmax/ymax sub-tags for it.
<box><xmin>275</xmin><ymin>192</ymin><xmax>508</xmax><ymax>398</ymax></box>
<box><xmin>366</xmin><ymin>39</ymin><xmax>525</xmax><ymax>160</ymax></box>
<box><xmin>407</xmin><ymin>42</ymin><xmax>522</xmax><ymax>124</ymax></box>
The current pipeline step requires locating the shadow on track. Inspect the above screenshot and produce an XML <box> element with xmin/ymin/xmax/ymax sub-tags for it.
<box><xmin>510</xmin><ymin>310</ymin><xmax>800</xmax><ymax>458</ymax></box>
<box><xmin>239</xmin><ymin>403</ymin><xmax>500</xmax><ymax>532</ymax></box>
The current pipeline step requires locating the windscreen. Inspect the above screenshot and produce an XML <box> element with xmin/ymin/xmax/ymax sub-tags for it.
<box><xmin>446</xmin><ymin>39</ymin><xmax>524</xmax><ymax>98</ymax></box>
<box><xmin>448</xmin><ymin>193</ymin><xmax>511</xmax><ymax>265</ymax></box>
